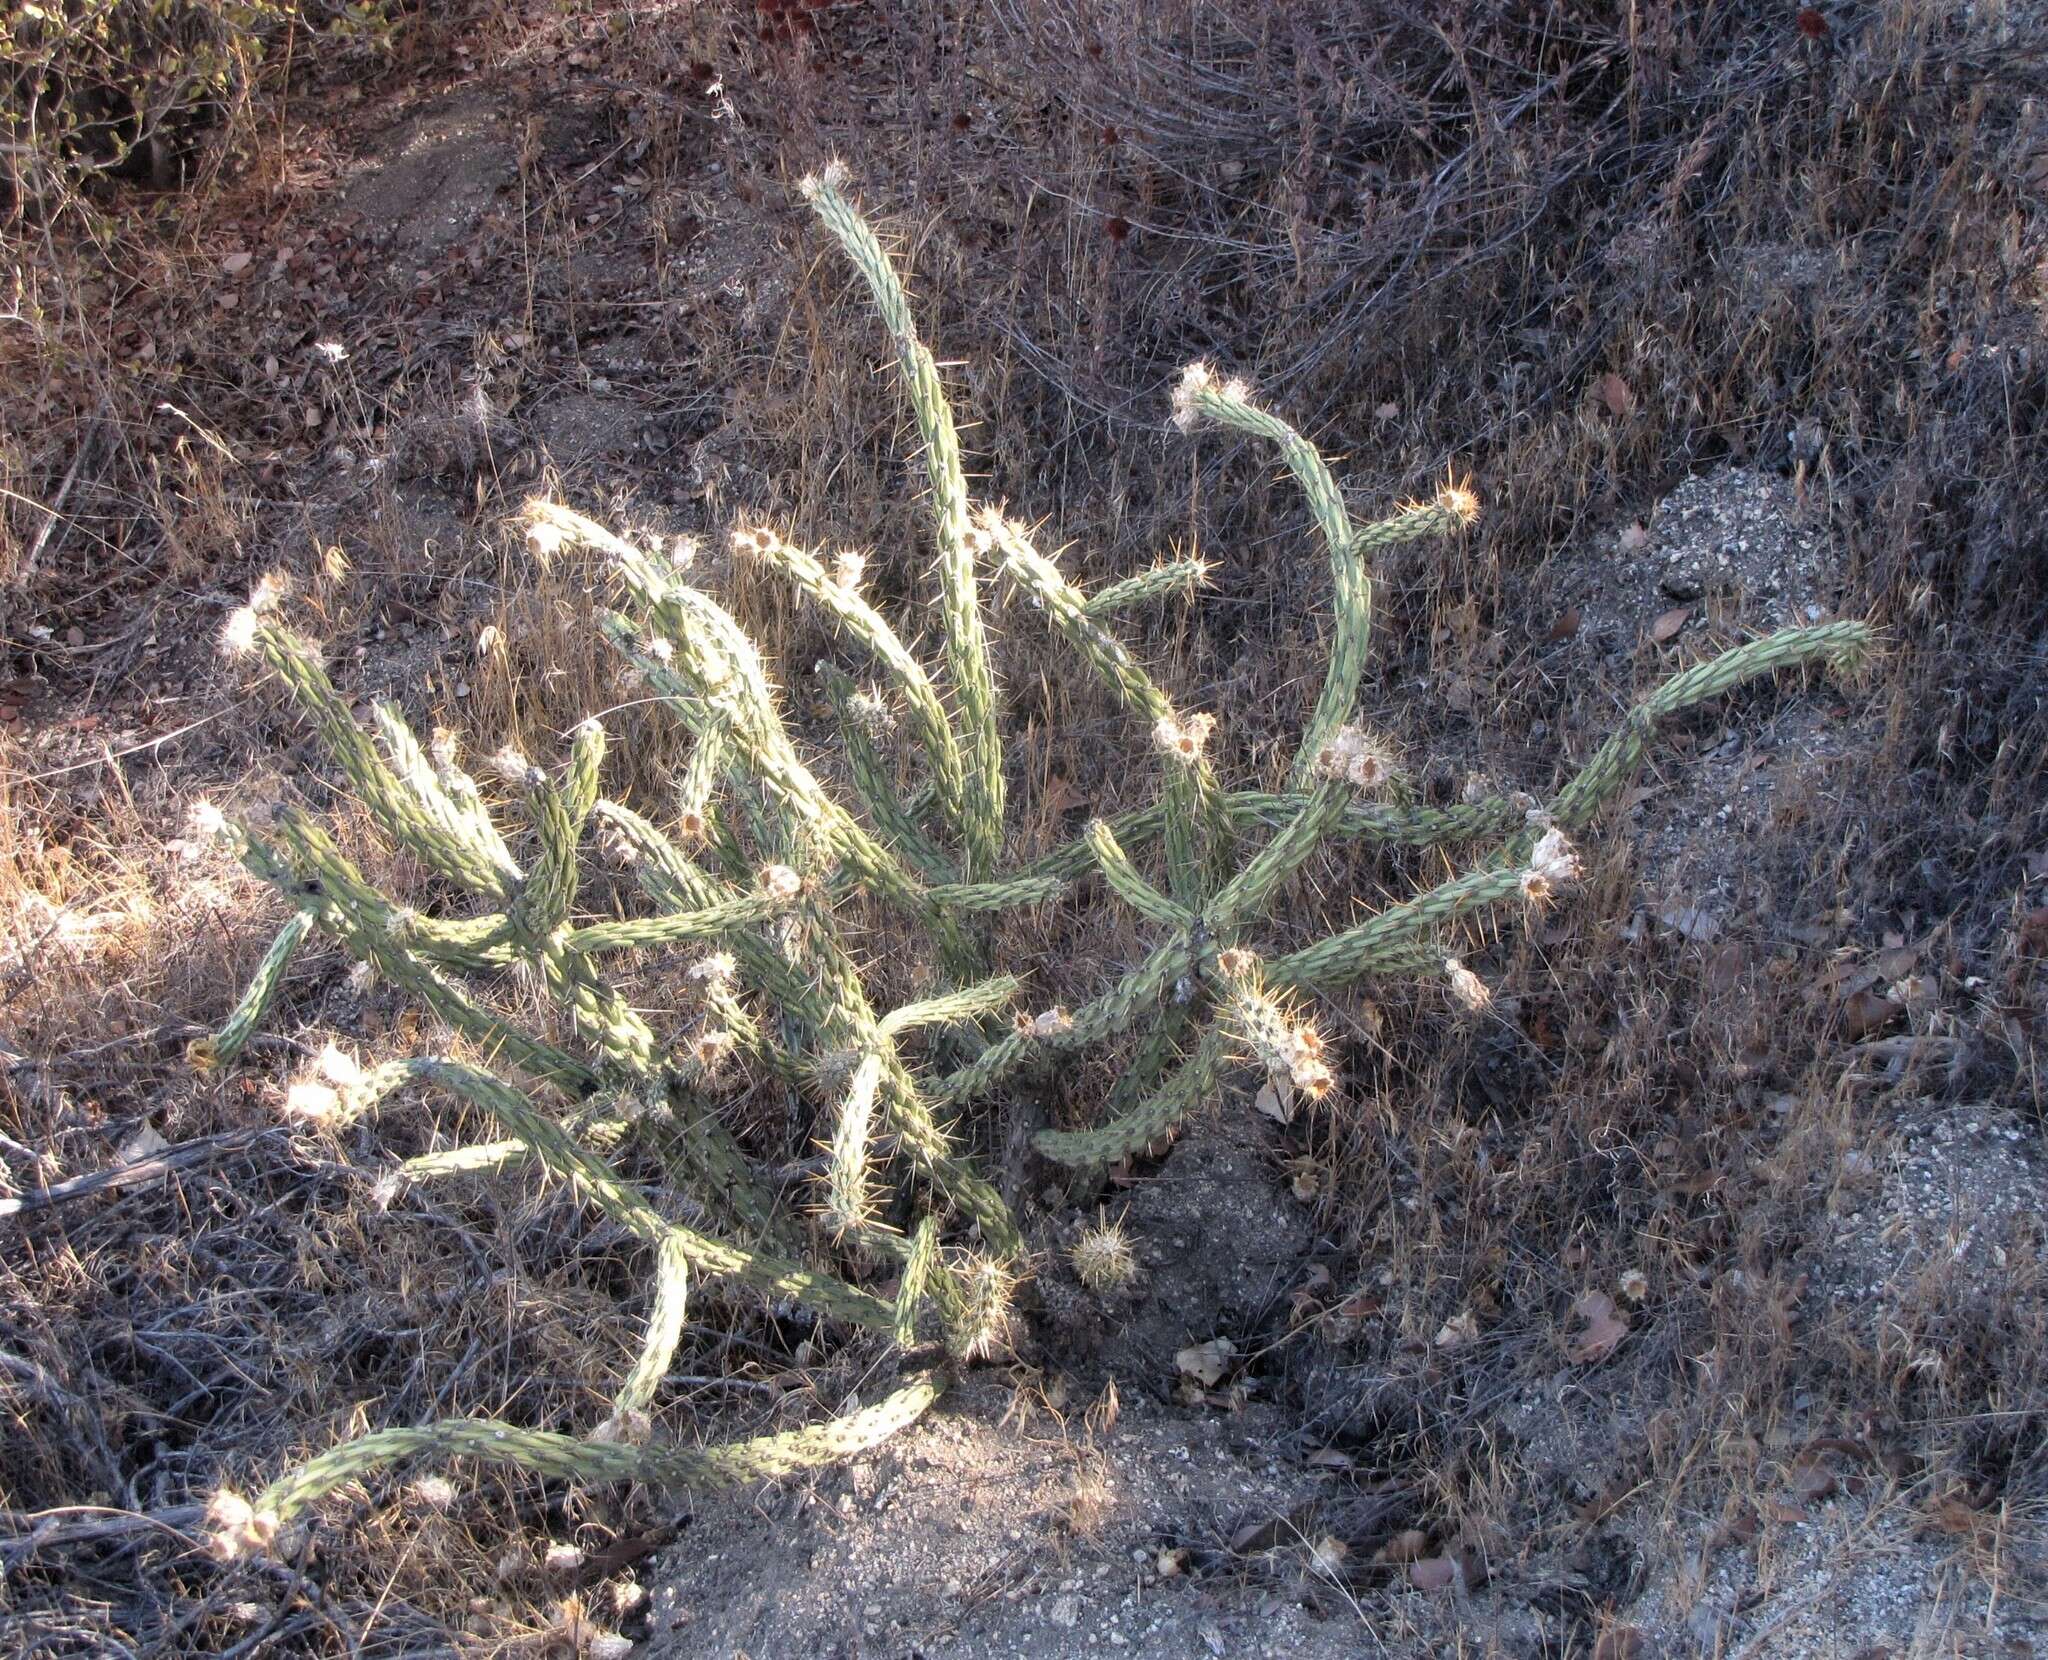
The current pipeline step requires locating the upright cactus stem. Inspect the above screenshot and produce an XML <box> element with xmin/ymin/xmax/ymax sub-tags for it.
<box><xmin>802</xmin><ymin>161</ymin><xmax>1005</xmax><ymax>878</ymax></box>
<box><xmin>199</xmin><ymin>166</ymin><xmax>1875</xmax><ymax>1549</ymax></box>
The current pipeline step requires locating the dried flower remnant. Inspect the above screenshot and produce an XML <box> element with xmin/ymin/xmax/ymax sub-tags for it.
<box><xmin>1520</xmin><ymin>827</ymin><xmax>1583</xmax><ymax>907</ymax></box>
<box><xmin>1444</xmin><ymin>956</ymin><xmax>1492</xmax><ymax>1013</ymax></box>
<box><xmin>1151</xmin><ymin>711</ymin><xmax>1215</xmax><ymax>764</ymax></box>
<box><xmin>1315</xmin><ymin>724</ymin><xmax>1396</xmax><ymax>793</ymax></box>
<box><xmin>1017</xmin><ymin>1006</ymin><xmax>1075</xmax><ymax>1039</ymax></box>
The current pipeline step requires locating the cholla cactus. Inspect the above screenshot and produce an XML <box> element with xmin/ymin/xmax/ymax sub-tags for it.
<box><xmin>193</xmin><ymin>163</ymin><xmax>1874</xmax><ymax>1550</ymax></box>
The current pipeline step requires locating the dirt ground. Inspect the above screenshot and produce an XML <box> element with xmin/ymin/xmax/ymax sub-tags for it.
<box><xmin>5</xmin><ymin>3</ymin><xmax>2048</xmax><ymax>1657</ymax></box>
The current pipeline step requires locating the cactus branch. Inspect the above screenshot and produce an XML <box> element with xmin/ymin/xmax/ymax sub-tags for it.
<box><xmin>189</xmin><ymin>910</ymin><xmax>313</xmax><ymax>1069</ymax></box>
<box><xmin>221</xmin><ymin>1370</ymin><xmax>945</xmax><ymax>1554</ymax></box>
<box><xmin>802</xmin><ymin>164</ymin><xmax>1004</xmax><ymax>876</ymax></box>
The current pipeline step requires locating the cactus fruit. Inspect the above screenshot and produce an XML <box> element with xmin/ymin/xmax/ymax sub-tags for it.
<box><xmin>194</xmin><ymin>164</ymin><xmax>1873</xmax><ymax>1551</ymax></box>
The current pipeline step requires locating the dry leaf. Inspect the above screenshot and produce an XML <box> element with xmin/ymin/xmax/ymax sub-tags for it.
<box><xmin>118</xmin><ymin>1124</ymin><xmax>170</xmax><ymax>1163</ymax></box>
<box><xmin>1839</xmin><ymin>987</ymin><xmax>1904</xmax><ymax>1041</ymax></box>
<box><xmin>1379</xmin><ymin>1528</ymin><xmax>1429</xmax><ymax>1563</ymax></box>
<box><xmin>1408</xmin><ymin>1555</ymin><xmax>1460</xmax><ymax>1592</ymax></box>
<box><xmin>1175</xmin><ymin>1337</ymin><xmax>1236</xmax><ymax>1388</ymax></box>
<box><xmin>1434</xmin><ymin>1310</ymin><xmax>1480</xmax><ymax>1350</ymax></box>
<box><xmin>1569</xmin><ymin>1291</ymin><xmax>1629</xmax><ymax>1364</ymax></box>
<box><xmin>1594</xmin><ymin>1630</ymin><xmax>1647</xmax><ymax>1660</ymax></box>
<box><xmin>1038</xmin><ymin>772</ymin><xmax>1086</xmax><ymax>818</ymax></box>
<box><xmin>1254</xmin><ymin>1077</ymin><xmax>1295</xmax><ymax>1124</ymax></box>
<box><xmin>221</xmin><ymin>250</ymin><xmax>253</xmax><ymax>275</ymax></box>
<box><xmin>1649</xmin><ymin>605</ymin><xmax>1690</xmax><ymax>643</ymax></box>
<box><xmin>1705</xmin><ymin>940</ymin><xmax>1749</xmax><ymax>994</ymax></box>
<box><xmin>1595</xmin><ymin>372</ymin><xmax>1636</xmax><ymax>416</ymax></box>
<box><xmin>1544</xmin><ymin>607</ymin><xmax>1582</xmax><ymax>642</ymax></box>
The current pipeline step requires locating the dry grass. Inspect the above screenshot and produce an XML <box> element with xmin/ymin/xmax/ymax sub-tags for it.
<box><xmin>3</xmin><ymin>0</ymin><xmax>2046</xmax><ymax>1653</ymax></box>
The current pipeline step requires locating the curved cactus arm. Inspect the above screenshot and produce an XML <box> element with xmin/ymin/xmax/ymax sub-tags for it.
<box><xmin>1082</xmin><ymin>557</ymin><xmax>1212</xmax><ymax>620</ymax></box>
<box><xmin>188</xmin><ymin>909</ymin><xmax>314</xmax><ymax>1069</ymax></box>
<box><xmin>1169</xmin><ymin>368</ymin><xmax>1360</xmax><ymax>785</ymax></box>
<box><xmin>817</xmin><ymin>664</ymin><xmax>957</xmax><ymax>884</ymax></box>
<box><xmin>1084</xmin><ymin>818</ymin><xmax>1192</xmax><ymax>930</ymax></box>
<box><xmin>1551</xmin><ymin>620</ymin><xmax>1874</xmax><ymax>830</ymax></box>
<box><xmin>1033</xmin><ymin>1027</ymin><xmax>1224</xmax><ymax>1168</ymax></box>
<box><xmin>1171</xmin><ymin>368</ymin><xmax>1478</xmax><ymax>789</ymax></box>
<box><xmin>233</xmin><ymin>615</ymin><xmax>516</xmax><ymax>902</ymax></box>
<box><xmin>613</xmin><ymin>1232</ymin><xmax>691</xmax><ymax>1420</ymax></box>
<box><xmin>801</xmin><ymin>164</ymin><xmax>1004</xmax><ymax>878</ymax></box>
<box><xmin>981</xmin><ymin>509</ymin><xmax>1173</xmax><ymax>723</ymax></box>
<box><xmin>210</xmin><ymin>1371</ymin><xmax>947</xmax><ymax>1558</ymax></box>
<box><xmin>876</xmin><ymin>975</ymin><xmax>1023</xmax><ymax>1041</ymax></box>
<box><xmin>738</xmin><ymin>530</ymin><xmax>969</xmax><ymax>838</ymax></box>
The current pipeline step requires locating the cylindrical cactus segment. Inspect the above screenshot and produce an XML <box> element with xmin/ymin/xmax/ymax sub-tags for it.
<box><xmin>1085</xmin><ymin>818</ymin><xmax>1191</xmax><ymax>930</ymax></box>
<box><xmin>189</xmin><ymin>909</ymin><xmax>313</xmax><ymax>1069</ymax></box>
<box><xmin>613</xmin><ymin>1232</ymin><xmax>690</xmax><ymax>1419</ymax></box>
<box><xmin>1032</xmin><ymin>1027</ymin><xmax>1225</xmax><ymax>1168</ymax></box>
<box><xmin>876</xmin><ymin>975</ymin><xmax>1024</xmax><ymax>1040</ymax></box>
<box><xmin>738</xmin><ymin>527</ymin><xmax>970</xmax><ymax>844</ymax></box>
<box><xmin>228</xmin><ymin>607</ymin><xmax>517</xmax><ymax>902</ymax></box>
<box><xmin>983</xmin><ymin>509</ymin><xmax>1173</xmax><ymax>723</ymax></box>
<box><xmin>895</xmin><ymin>1216</ymin><xmax>940</xmax><ymax>1348</ymax></box>
<box><xmin>818</xmin><ymin>663</ymin><xmax>957</xmax><ymax>884</ymax></box>
<box><xmin>1213</xmin><ymin>948</ymin><xmax>1333</xmax><ymax>1101</ymax></box>
<box><xmin>1551</xmin><ymin>620</ymin><xmax>1874</xmax><ymax>830</ymax></box>
<box><xmin>800</xmin><ymin>163</ymin><xmax>1004</xmax><ymax>878</ymax></box>
<box><xmin>372</xmin><ymin>703</ymin><xmax>520</xmax><ymax>883</ymax></box>
<box><xmin>1081</xmin><ymin>557</ymin><xmax>1212</xmax><ymax>619</ymax></box>
<box><xmin>822</xmin><ymin>1051</ymin><xmax>884</xmax><ymax>1241</ymax></box>
<box><xmin>208</xmin><ymin>1370</ymin><xmax>947</xmax><ymax>1560</ymax></box>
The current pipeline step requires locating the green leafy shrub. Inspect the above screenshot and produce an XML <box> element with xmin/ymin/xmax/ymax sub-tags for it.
<box><xmin>193</xmin><ymin>162</ymin><xmax>1871</xmax><ymax>1558</ymax></box>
